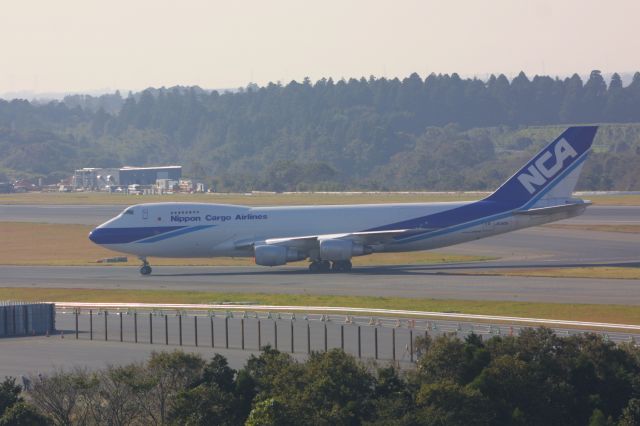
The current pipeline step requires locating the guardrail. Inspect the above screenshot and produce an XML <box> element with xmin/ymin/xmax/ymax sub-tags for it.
<box><xmin>53</xmin><ymin>303</ymin><xmax>640</xmax><ymax>363</ymax></box>
<box><xmin>53</xmin><ymin>302</ymin><xmax>640</xmax><ymax>332</ymax></box>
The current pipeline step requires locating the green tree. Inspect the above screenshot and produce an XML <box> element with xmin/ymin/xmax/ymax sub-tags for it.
<box><xmin>415</xmin><ymin>380</ymin><xmax>494</xmax><ymax>426</ymax></box>
<box><xmin>0</xmin><ymin>401</ymin><xmax>50</xmax><ymax>426</ymax></box>
<box><xmin>0</xmin><ymin>377</ymin><xmax>22</xmax><ymax>418</ymax></box>
<box><xmin>244</xmin><ymin>398</ymin><xmax>291</xmax><ymax>426</ymax></box>
<box><xmin>619</xmin><ymin>398</ymin><xmax>640</xmax><ymax>426</ymax></box>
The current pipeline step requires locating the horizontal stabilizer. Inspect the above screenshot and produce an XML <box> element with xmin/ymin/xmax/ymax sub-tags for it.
<box><xmin>514</xmin><ymin>202</ymin><xmax>590</xmax><ymax>216</ymax></box>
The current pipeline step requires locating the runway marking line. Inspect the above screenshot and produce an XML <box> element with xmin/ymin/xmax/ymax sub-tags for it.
<box><xmin>52</xmin><ymin>302</ymin><xmax>640</xmax><ymax>332</ymax></box>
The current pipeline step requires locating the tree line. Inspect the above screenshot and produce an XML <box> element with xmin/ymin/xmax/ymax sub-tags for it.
<box><xmin>1</xmin><ymin>71</ymin><xmax>640</xmax><ymax>190</ymax></box>
<box><xmin>2</xmin><ymin>328</ymin><xmax>640</xmax><ymax>425</ymax></box>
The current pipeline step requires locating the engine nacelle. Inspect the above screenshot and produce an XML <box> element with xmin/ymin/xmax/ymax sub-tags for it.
<box><xmin>254</xmin><ymin>245</ymin><xmax>304</xmax><ymax>266</ymax></box>
<box><xmin>319</xmin><ymin>239</ymin><xmax>370</xmax><ymax>261</ymax></box>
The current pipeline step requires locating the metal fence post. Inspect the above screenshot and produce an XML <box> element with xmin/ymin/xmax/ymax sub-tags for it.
<box><xmin>225</xmin><ymin>316</ymin><xmax>229</xmax><ymax>349</ymax></box>
<box><xmin>165</xmin><ymin>314</ymin><xmax>169</xmax><ymax>345</ymax></box>
<box><xmin>210</xmin><ymin>315</ymin><xmax>215</xmax><ymax>348</ymax></box>
<box><xmin>358</xmin><ymin>325</ymin><xmax>361</xmax><ymax>358</ymax></box>
<box><xmin>134</xmin><ymin>312</ymin><xmax>137</xmax><ymax>343</ymax></box>
<box><xmin>75</xmin><ymin>309</ymin><xmax>79</xmax><ymax>340</ymax></box>
<box><xmin>149</xmin><ymin>312</ymin><xmax>153</xmax><ymax>344</ymax></box>
<box><xmin>194</xmin><ymin>316</ymin><xmax>198</xmax><ymax>347</ymax></box>
<box><xmin>119</xmin><ymin>312</ymin><xmax>123</xmax><ymax>342</ymax></box>
<box><xmin>89</xmin><ymin>309</ymin><xmax>93</xmax><ymax>340</ymax></box>
<box><xmin>179</xmin><ymin>314</ymin><xmax>183</xmax><ymax>346</ymax></box>
<box><xmin>274</xmin><ymin>319</ymin><xmax>278</xmax><ymax>350</ymax></box>
<box><xmin>392</xmin><ymin>328</ymin><xmax>396</xmax><ymax>361</ymax></box>
<box><xmin>104</xmin><ymin>311</ymin><xmax>108</xmax><ymax>341</ymax></box>
<box><xmin>374</xmin><ymin>327</ymin><xmax>378</xmax><ymax>359</ymax></box>
<box><xmin>410</xmin><ymin>329</ymin><xmax>413</xmax><ymax>362</ymax></box>
<box><xmin>307</xmin><ymin>322</ymin><xmax>311</xmax><ymax>354</ymax></box>
<box><xmin>258</xmin><ymin>319</ymin><xmax>261</xmax><ymax>350</ymax></box>
<box><xmin>324</xmin><ymin>322</ymin><xmax>328</xmax><ymax>352</ymax></box>
<box><xmin>291</xmin><ymin>320</ymin><xmax>294</xmax><ymax>354</ymax></box>
<box><xmin>340</xmin><ymin>325</ymin><xmax>344</xmax><ymax>351</ymax></box>
<box><xmin>241</xmin><ymin>318</ymin><xmax>245</xmax><ymax>350</ymax></box>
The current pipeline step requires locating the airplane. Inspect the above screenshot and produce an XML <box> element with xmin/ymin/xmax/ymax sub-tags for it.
<box><xmin>89</xmin><ymin>126</ymin><xmax>598</xmax><ymax>276</ymax></box>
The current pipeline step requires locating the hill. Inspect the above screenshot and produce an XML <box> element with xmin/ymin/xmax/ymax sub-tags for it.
<box><xmin>1</xmin><ymin>71</ymin><xmax>640</xmax><ymax>191</ymax></box>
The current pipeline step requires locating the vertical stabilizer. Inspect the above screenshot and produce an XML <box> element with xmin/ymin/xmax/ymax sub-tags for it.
<box><xmin>485</xmin><ymin>126</ymin><xmax>598</xmax><ymax>208</ymax></box>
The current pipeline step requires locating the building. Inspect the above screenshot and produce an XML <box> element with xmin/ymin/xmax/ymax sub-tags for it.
<box><xmin>72</xmin><ymin>167</ymin><xmax>119</xmax><ymax>190</ymax></box>
<box><xmin>72</xmin><ymin>166</ymin><xmax>182</xmax><ymax>190</ymax></box>
<box><xmin>118</xmin><ymin>166</ymin><xmax>182</xmax><ymax>186</ymax></box>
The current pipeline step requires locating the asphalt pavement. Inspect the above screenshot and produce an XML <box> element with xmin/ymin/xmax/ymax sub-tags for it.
<box><xmin>1</xmin><ymin>204</ymin><xmax>638</xmax><ymax>226</ymax></box>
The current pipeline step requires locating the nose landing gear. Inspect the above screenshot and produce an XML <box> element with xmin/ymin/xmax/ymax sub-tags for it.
<box><xmin>139</xmin><ymin>257</ymin><xmax>152</xmax><ymax>276</ymax></box>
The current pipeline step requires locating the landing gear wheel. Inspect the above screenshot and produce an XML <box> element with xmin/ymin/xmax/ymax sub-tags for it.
<box><xmin>331</xmin><ymin>260</ymin><xmax>353</xmax><ymax>272</ymax></box>
<box><xmin>309</xmin><ymin>260</ymin><xmax>332</xmax><ymax>273</ymax></box>
<box><xmin>139</xmin><ymin>257</ymin><xmax>152</xmax><ymax>275</ymax></box>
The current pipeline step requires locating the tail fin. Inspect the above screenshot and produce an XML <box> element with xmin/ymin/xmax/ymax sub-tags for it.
<box><xmin>485</xmin><ymin>126</ymin><xmax>598</xmax><ymax>208</ymax></box>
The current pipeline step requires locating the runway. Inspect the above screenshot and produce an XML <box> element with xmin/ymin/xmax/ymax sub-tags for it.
<box><xmin>1</xmin><ymin>259</ymin><xmax>639</xmax><ymax>304</ymax></box>
<box><xmin>1</xmin><ymin>204</ymin><xmax>639</xmax><ymax>226</ymax></box>
<box><xmin>0</xmin><ymin>204</ymin><xmax>638</xmax><ymax>305</ymax></box>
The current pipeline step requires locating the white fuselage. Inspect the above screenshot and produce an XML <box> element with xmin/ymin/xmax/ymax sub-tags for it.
<box><xmin>90</xmin><ymin>200</ymin><xmax>586</xmax><ymax>259</ymax></box>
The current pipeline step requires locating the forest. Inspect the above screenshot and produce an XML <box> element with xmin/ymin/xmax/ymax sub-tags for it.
<box><xmin>1</xmin><ymin>329</ymin><xmax>640</xmax><ymax>425</ymax></box>
<box><xmin>1</xmin><ymin>70</ymin><xmax>640</xmax><ymax>191</ymax></box>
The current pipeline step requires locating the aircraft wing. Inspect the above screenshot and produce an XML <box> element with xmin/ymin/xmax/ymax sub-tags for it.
<box><xmin>266</xmin><ymin>229</ymin><xmax>412</xmax><ymax>247</ymax></box>
<box><xmin>235</xmin><ymin>229</ymin><xmax>422</xmax><ymax>251</ymax></box>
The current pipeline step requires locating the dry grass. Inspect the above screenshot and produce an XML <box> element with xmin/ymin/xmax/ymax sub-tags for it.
<box><xmin>470</xmin><ymin>266</ymin><xmax>640</xmax><ymax>280</ymax></box>
<box><xmin>1</xmin><ymin>191</ymin><xmax>638</xmax><ymax>206</ymax></box>
<box><xmin>0</xmin><ymin>222</ymin><xmax>490</xmax><ymax>266</ymax></box>
<box><xmin>543</xmin><ymin>224</ymin><xmax>640</xmax><ymax>234</ymax></box>
<box><xmin>585</xmin><ymin>195</ymin><xmax>640</xmax><ymax>206</ymax></box>
<box><xmin>2</xmin><ymin>287</ymin><xmax>640</xmax><ymax>325</ymax></box>
<box><xmin>0</xmin><ymin>191</ymin><xmax>483</xmax><ymax>206</ymax></box>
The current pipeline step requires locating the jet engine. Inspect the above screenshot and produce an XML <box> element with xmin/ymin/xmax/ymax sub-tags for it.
<box><xmin>319</xmin><ymin>239</ymin><xmax>371</xmax><ymax>261</ymax></box>
<box><xmin>254</xmin><ymin>245</ymin><xmax>305</xmax><ymax>266</ymax></box>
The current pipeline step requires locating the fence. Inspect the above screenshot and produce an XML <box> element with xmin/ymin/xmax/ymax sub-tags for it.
<box><xmin>54</xmin><ymin>308</ymin><xmax>639</xmax><ymax>363</ymax></box>
<box><xmin>0</xmin><ymin>302</ymin><xmax>55</xmax><ymax>337</ymax></box>
<box><xmin>56</xmin><ymin>309</ymin><xmax>432</xmax><ymax>362</ymax></box>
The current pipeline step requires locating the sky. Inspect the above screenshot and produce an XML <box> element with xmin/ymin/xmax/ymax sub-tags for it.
<box><xmin>1</xmin><ymin>0</ymin><xmax>639</xmax><ymax>96</ymax></box>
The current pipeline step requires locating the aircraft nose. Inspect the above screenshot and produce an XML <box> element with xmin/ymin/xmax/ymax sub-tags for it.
<box><xmin>88</xmin><ymin>228</ymin><xmax>99</xmax><ymax>244</ymax></box>
<box><xmin>88</xmin><ymin>227</ymin><xmax>111</xmax><ymax>245</ymax></box>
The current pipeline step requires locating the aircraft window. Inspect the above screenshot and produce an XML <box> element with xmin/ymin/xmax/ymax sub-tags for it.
<box><xmin>123</xmin><ymin>208</ymin><xmax>134</xmax><ymax>215</ymax></box>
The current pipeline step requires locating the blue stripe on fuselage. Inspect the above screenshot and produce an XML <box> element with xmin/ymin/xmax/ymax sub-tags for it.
<box><xmin>89</xmin><ymin>226</ymin><xmax>185</xmax><ymax>244</ymax></box>
<box><xmin>137</xmin><ymin>225</ymin><xmax>214</xmax><ymax>243</ymax></box>
<box><xmin>364</xmin><ymin>199</ymin><xmax>519</xmax><ymax>233</ymax></box>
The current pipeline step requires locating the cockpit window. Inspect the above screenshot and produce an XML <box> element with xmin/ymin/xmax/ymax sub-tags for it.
<box><xmin>123</xmin><ymin>208</ymin><xmax>134</xmax><ymax>215</ymax></box>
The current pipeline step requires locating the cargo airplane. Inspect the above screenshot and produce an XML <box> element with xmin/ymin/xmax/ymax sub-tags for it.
<box><xmin>89</xmin><ymin>126</ymin><xmax>598</xmax><ymax>275</ymax></box>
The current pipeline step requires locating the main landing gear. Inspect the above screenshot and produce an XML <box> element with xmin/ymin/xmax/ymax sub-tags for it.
<box><xmin>308</xmin><ymin>260</ymin><xmax>352</xmax><ymax>273</ymax></box>
<box><xmin>139</xmin><ymin>257</ymin><xmax>152</xmax><ymax>276</ymax></box>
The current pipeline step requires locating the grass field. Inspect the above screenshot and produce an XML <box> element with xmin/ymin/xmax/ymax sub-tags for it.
<box><xmin>1</xmin><ymin>191</ymin><xmax>638</xmax><ymax>206</ymax></box>
<box><xmin>543</xmin><ymin>224</ymin><xmax>640</xmax><ymax>233</ymax></box>
<box><xmin>469</xmin><ymin>266</ymin><xmax>640</xmax><ymax>280</ymax></box>
<box><xmin>0</xmin><ymin>191</ymin><xmax>484</xmax><ymax>206</ymax></box>
<box><xmin>0</xmin><ymin>222</ymin><xmax>491</xmax><ymax>266</ymax></box>
<box><xmin>2</xmin><ymin>287</ymin><xmax>639</xmax><ymax>326</ymax></box>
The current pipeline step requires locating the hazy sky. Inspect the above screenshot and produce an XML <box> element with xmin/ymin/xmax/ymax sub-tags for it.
<box><xmin>1</xmin><ymin>0</ymin><xmax>639</xmax><ymax>94</ymax></box>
